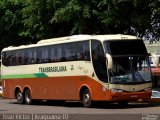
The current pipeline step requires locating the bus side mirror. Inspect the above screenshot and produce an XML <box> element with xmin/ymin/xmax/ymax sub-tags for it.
<box><xmin>106</xmin><ymin>54</ymin><xmax>113</xmax><ymax>69</ymax></box>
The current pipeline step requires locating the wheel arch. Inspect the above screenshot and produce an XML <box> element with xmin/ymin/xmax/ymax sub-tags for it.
<box><xmin>14</xmin><ymin>86</ymin><xmax>23</xmax><ymax>98</ymax></box>
<box><xmin>79</xmin><ymin>85</ymin><xmax>92</xmax><ymax>101</ymax></box>
<box><xmin>23</xmin><ymin>85</ymin><xmax>32</xmax><ymax>95</ymax></box>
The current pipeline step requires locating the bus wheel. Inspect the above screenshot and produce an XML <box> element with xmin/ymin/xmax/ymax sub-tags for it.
<box><xmin>24</xmin><ymin>89</ymin><xmax>32</xmax><ymax>105</ymax></box>
<box><xmin>16</xmin><ymin>90</ymin><xmax>24</xmax><ymax>104</ymax></box>
<box><xmin>82</xmin><ymin>89</ymin><xmax>92</xmax><ymax>108</ymax></box>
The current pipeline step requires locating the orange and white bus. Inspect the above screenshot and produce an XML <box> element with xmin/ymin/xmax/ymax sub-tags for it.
<box><xmin>1</xmin><ymin>34</ymin><xmax>152</xmax><ymax>107</ymax></box>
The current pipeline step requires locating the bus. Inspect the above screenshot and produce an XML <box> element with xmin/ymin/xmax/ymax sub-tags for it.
<box><xmin>1</xmin><ymin>34</ymin><xmax>152</xmax><ymax>107</ymax></box>
<box><xmin>149</xmin><ymin>53</ymin><xmax>160</xmax><ymax>91</ymax></box>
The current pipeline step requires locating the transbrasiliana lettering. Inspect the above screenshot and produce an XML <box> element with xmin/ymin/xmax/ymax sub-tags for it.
<box><xmin>39</xmin><ymin>66</ymin><xmax>67</xmax><ymax>73</ymax></box>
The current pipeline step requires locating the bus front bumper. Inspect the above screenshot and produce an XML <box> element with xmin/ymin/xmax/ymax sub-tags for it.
<box><xmin>110</xmin><ymin>91</ymin><xmax>152</xmax><ymax>101</ymax></box>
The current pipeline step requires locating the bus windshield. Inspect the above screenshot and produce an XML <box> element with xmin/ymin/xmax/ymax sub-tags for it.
<box><xmin>109</xmin><ymin>56</ymin><xmax>151</xmax><ymax>84</ymax></box>
<box><xmin>104</xmin><ymin>40</ymin><xmax>152</xmax><ymax>84</ymax></box>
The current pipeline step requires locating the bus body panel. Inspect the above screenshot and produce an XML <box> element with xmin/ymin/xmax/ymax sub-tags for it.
<box><xmin>2</xmin><ymin>76</ymin><xmax>151</xmax><ymax>101</ymax></box>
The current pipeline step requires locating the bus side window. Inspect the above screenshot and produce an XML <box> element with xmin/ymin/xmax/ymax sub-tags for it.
<box><xmin>77</xmin><ymin>53</ymin><xmax>83</xmax><ymax>60</ymax></box>
<box><xmin>42</xmin><ymin>47</ymin><xmax>49</xmax><ymax>63</ymax></box>
<box><xmin>11</xmin><ymin>56</ymin><xmax>15</xmax><ymax>66</ymax></box>
<box><xmin>91</xmin><ymin>40</ymin><xmax>107</xmax><ymax>82</ymax></box>
<box><xmin>2</xmin><ymin>52</ymin><xmax>7</xmax><ymax>66</ymax></box>
<box><xmin>18</xmin><ymin>57</ymin><xmax>22</xmax><ymax>65</ymax></box>
<box><xmin>50</xmin><ymin>46</ymin><xmax>56</xmax><ymax>62</ymax></box>
<box><xmin>28</xmin><ymin>49</ymin><xmax>37</xmax><ymax>64</ymax></box>
<box><xmin>57</xmin><ymin>45</ymin><xmax>62</xmax><ymax>62</ymax></box>
<box><xmin>83</xmin><ymin>41</ymin><xmax>90</xmax><ymax>61</ymax></box>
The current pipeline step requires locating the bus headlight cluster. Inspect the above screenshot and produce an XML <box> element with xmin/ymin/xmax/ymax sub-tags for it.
<box><xmin>111</xmin><ymin>89</ymin><xmax>123</xmax><ymax>93</ymax></box>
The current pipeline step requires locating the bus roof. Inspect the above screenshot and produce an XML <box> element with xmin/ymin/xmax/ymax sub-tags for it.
<box><xmin>2</xmin><ymin>34</ymin><xmax>141</xmax><ymax>51</ymax></box>
<box><xmin>38</xmin><ymin>34</ymin><xmax>140</xmax><ymax>44</ymax></box>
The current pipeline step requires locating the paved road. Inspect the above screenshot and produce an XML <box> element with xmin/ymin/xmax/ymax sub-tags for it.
<box><xmin>0</xmin><ymin>98</ymin><xmax>160</xmax><ymax>120</ymax></box>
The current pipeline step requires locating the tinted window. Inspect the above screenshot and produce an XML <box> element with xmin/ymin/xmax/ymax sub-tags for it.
<box><xmin>2</xmin><ymin>41</ymin><xmax>90</xmax><ymax>66</ymax></box>
<box><xmin>91</xmin><ymin>40</ymin><xmax>108</xmax><ymax>82</ymax></box>
<box><xmin>104</xmin><ymin>40</ymin><xmax>147</xmax><ymax>55</ymax></box>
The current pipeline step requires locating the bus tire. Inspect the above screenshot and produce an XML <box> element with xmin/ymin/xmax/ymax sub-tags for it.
<box><xmin>82</xmin><ymin>89</ymin><xmax>92</xmax><ymax>108</ymax></box>
<box><xmin>16</xmin><ymin>90</ymin><xmax>24</xmax><ymax>104</ymax></box>
<box><xmin>24</xmin><ymin>89</ymin><xmax>32</xmax><ymax>105</ymax></box>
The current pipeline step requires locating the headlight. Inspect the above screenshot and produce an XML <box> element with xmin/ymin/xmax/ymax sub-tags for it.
<box><xmin>111</xmin><ymin>88</ymin><xmax>123</xmax><ymax>93</ymax></box>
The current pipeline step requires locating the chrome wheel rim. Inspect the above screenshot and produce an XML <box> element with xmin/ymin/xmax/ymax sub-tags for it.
<box><xmin>17</xmin><ymin>93</ymin><xmax>22</xmax><ymax>102</ymax></box>
<box><xmin>83</xmin><ymin>93</ymin><xmax>90</xmax><ymax>104</ymax></box>
<box><xmin>25</xmin><ymin>91</ymin><xmax>31</xmax><ymax>104</ymax></box>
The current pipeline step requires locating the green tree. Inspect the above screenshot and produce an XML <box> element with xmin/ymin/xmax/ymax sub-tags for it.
<box><xmin>51</xmin><ymin>0</ymin><xmax>92</xmax><ymax>34</ymax></box>
<box><xmin>0</xmin><ymin>0</ymin><xmax>159</xmax><ymax>51</ymax></box>
<box><xmin>0</xmin><ymin>0</ymin><xmax>27</xmax><ymax>50</ymax></box>
<box><xmin>146</xmin><ymin>0</ymin><xmax>160</xmax><ymax>40</ymax></box>
<box><xmin>21</xmin><ymin>0</ymin><xmax>73</xmax><ymax>41</ymax></box>
<box><xmin>51</xmin><ymin>0</ymin><xmax>154</xmax><ymax>38</ymax></box>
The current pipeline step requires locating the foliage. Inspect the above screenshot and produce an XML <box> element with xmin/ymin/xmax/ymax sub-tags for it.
<box><xmin>145</xmin><ymin>0</ymin><xmax>160</xmax><ymax>40</ymax></box>
<box><xmin>0</xmin><ymin>0</ymin><xmax>29</xmax><ymax>51</ymax></box>
<box><xmin>0</xmin><ymin>0</ymin><xmax>159</xmax><ymax>51</ymax></box>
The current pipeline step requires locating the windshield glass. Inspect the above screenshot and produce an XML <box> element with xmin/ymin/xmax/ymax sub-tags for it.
<box><xmin>104</xmin><ymin>40</ymin><xmax>151</xmax><ymax>84</ymax></box>
<box><xmin>109</xmin><ymin>56</ymin><xmax>151</xmax><ymax>84</ymax></box>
